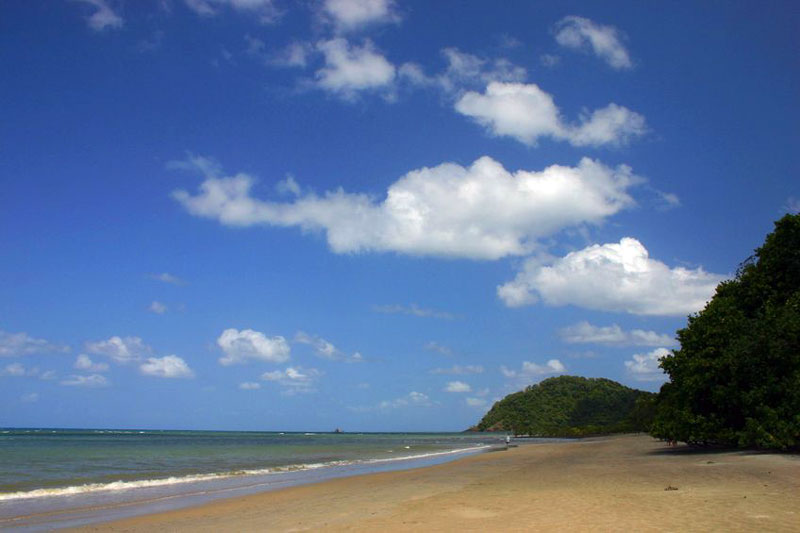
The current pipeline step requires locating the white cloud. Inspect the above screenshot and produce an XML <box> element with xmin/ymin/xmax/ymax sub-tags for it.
<box><xmin>315</xmin><ymin>38</ymin><xmax>396</xmax><ymax>99</ymax></box>
<box><xmin>239</xmin><ymin>381</ymin><xmax>261</xmax><ymax>390</ymax></box>
<box><xmin>295</xmin><ymin>331</ymin><xmax>338</xmax><ymax>358</ymax></box>
<box><xmin>498</xmin><ymin>238</ymin><xmax>723</xmax><ymax>316</ymax></box>
<box><xmin>271</xmin><ymin>43</ymin><xmax>312</xmax><ymax>68</ymax></box>
<box><xmin>501</xmin><ymin>360</ymin><xmax>566</xmax><ymax>387</ymax></box>
<box><xmin>554</xmin><ymin>16</ymin><xmax>633</xmax><ymax>70</ymax></box>
<box><xmin>465</xmin><ymin>397</ymin><xmax>487</xmax><ymax>408</ymax></box>
<box><xmin>184</xmin><ymin>0</ymin><xmax>281</xmax><ymax>23</ymax></box>
<box><xmin>20</xmin><ymin>392</ymin><xmax>39</xmax><ymax>403</ymax></box>
<box><xmin>168</xmin><ymin>153</ymin><xmax>223</xmax><ymax>177</ymax></box>
<box><xmin>262</xmin><ymin>366</ymin><xmax>321</xmax><ymax>394</ymax></box>
<box><xmin>444</xmin><ymin>380</ymin><xmax>471</xmax><ymax>393</ymax></box>
<box><xmin>430</xmin><ymin>365</ymin><xmax>483</xmax><ymax>375</ymax></box>
<box><xmin>294</xmin><ymin>331</ymin><xmax>363</xmax><ymax>362</ymax></box>
<box><xmin>0</xmin><ymin>330</ymin><xmax>69</xmax><ymax>357</ymax></box>
<box><xmin>625</xmin><ymin>347</ymin><xmax>670</xmax><ymax>382</ymax></box>
<box><xmin>174</xmin><ymin>156</ymin><xmax>639</xmax><ymax>260</ymax></box>
<box><xmin>244</xmin><ymin>34</ymin><xmax>266</xmax><ymax>56</ymax></box>
<box><xmin>455</xmin><ymin>82</ymin><xmax>646</xmax><ymax>147</ymax></box>
<box><xmin>2</xmin><ymin>363</ymin><xmax>27</xmax><ymax>377</ymax></box>
<box><xmin>140</xmin><ymin>355</ymin><xmax>194</xmax><ymax>379</ymax></box>
<box><xmin>374</xmin><ymin>304</ymin><xmax>454</xmax><ymax>319</ymax></box>
<box><xmin>322</xmin><ymin>0</ymin><xmax>400</xmax><ymax>32</ymax></box>
<box><xmin>149</xmin><ymin>301</ymin><xmax>167</xmax><ymax>314</ymax></box>
<box><xmin>74</xmin><ymin>354</ymin><xmax>109</xmax><ymax>372</ymax></box>
<box><xmin>539</xmin><ymin>53</ymin><xmax>561</xmax><ymax>67</ymax></box>
<box><xmin>217</xmin><ymin>328</ymin><xmax>290</xmax><ymax>366</ymax></box>
<box><xmin>60</xmin><ymin>374</ymin><xmax>109</xmax><ymax>387</ymax></box>
<box><xmin>1</xmin><ymin>363</ymin><xmax>56</xmax><ymax>379</ymax></box>
<box><xmin>423</xmin><ymin>341</ymin><xmax>453</xmax><ymax>356</ymax></box>
<box><xmin>435</xmin><ymin>48</ymin><xmax>527</xmax><ymax>93</ymax></box>
<box><xmin>150</xmin><ymin>272</ymin><xmax>185</xmax><ymax>285</ymax></box>
<box><xmin>559</xmin><ymin>321</ymin><xmax>677</xmax><ymax>347</ymax></box>
<box><xmin>74</xmin><ymin>0</ymin><xmax>123</xmax><ymax>31</ymax></box>
<box><xmin>400</xmin><ymin>48</ymin><xmax>527</xmax><ymax>96</ymax></box>
<box><xmin>85</xmin><ymin>336</ymin><xmax>152</xmax><ymax>364</ymax></box>
<box><xmin>276</xmin><ymin>175</ymin><xmax>303</xmax><ymax>196</ymax></box>
<box><xmin>656</xmin><ymin>191</ymin><xmax>681</xmax><ymax>211</ymax></box>
<box><xmin>784</xmin><ymin>197</ymin><xmax>800</xmax><ymax>214</ymax></box>
<box><xmin>498</xmin><ymin>34</ymin><xmax>522</xmax><ymax>49</ymax></box>
<box><xmin>379</xmin><ymin>391</ymin><xmax>431</xmax><ymax>409</ymax></box>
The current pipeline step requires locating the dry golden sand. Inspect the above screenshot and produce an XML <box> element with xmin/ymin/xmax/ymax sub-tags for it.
<box><xmin>75</xmin><ymin>434</ymin><xmax>800</xmax><ymax>532</ymax></box>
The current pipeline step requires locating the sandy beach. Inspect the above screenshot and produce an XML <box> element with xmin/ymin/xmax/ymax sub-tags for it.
<box><xmin>73</xmin><ymin>434</ymin><xmax>800</xmax><ymax>532</ymax></box>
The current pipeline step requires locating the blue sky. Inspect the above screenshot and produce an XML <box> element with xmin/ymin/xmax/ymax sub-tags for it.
<box><xmin>1</xmin><ymin>0</ymin><xmax>798</xmax><ymax>432</ymax></box>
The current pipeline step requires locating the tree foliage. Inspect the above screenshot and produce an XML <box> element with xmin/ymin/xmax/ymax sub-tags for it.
<box><xmin>473</xmin><ymin>375</ymin><xmax>655</xmax><ymax>437</ymax></box>
<box><xmin>651</xmin><ymin>214</ymin><xmax>800</xmax><ymax>449</ymax></box>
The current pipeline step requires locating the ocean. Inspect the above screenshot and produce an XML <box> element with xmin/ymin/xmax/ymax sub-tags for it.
<box><xmin>0</xmin><ymin>428</ymin><xmax>505</xmax><ymax>530</ymax></box>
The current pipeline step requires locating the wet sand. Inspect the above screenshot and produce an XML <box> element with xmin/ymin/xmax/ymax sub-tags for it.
<box><xmin>75</xmin><ymin>434</ymin><xmax>800</xmax><ymax>532</ymax></box>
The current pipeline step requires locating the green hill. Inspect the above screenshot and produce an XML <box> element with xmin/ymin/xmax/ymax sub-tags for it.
<box><xmin>474</xmin><ymin>376</ymin><xmax>656</xmax><ymax>437</ymax></box>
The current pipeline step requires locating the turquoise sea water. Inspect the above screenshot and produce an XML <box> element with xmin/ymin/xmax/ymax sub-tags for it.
<box><xmin>0</xmin><ymin>428</ymin><xmax>505</xmax><ymax>529</ymax></box>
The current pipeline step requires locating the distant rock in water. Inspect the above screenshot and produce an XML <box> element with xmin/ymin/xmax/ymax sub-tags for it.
<box><xmin>472</xmin><ymin>376</ymin><xmax>655</xmax><ymax>437</ymax></box>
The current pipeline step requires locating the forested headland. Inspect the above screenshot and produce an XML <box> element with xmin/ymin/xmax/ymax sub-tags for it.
<box><xmin>472</xmin><ymin>375</ymin><xmax>655</xmax><ymax>437</ymax></box>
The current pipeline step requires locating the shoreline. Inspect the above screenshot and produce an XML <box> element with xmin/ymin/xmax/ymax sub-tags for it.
<box><xmin>2</xmin><ymin>443</ymin><xmax>508</xmax><ymax>531</ymax></box>
<box><xmin>70</xmin><ymin>434</ymin><xmax>799</xmax><ymax>532</ymax></box>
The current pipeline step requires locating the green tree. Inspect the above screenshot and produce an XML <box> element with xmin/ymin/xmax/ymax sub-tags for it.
<box><xmin>474</xmin><ymin>375</ymin><xmax>654</xmax><ymax>436</ymax></box>
<box><xmin>651</xmin><ymin>214</ymin><xmax>800</xmax><ymax>449</ymax></box>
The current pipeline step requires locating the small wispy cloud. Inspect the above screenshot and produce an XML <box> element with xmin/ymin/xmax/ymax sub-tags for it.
<box><xmin>373</xmin><ymin>303</ymin><xmax>455</xmax><ymax>320</ymax></box>
<box><xmin>149</xmin><ymin>301</ymin><xmax>168</xmax><ymax>314</ymax></box>
<box><xmin>20</xmin><ymin>392</ymin><xmax>39</xmax><ymax>403</ymax></box>
<box><xmin>140</xmin><ymin>355</ymin><xmax>195</xmax><ymax>379</ymax></box>
<box><xmin>60</xmin><ymin>374</ymin><xmax>110</xmax><ymax>387</ymax></box>
<box><xmin>2</xmin><ymin>363</ymin><xmax>58</xmax><ymax>379</ymax></box>
<box><xmin>262</xmin><ymin>366</ymin><xmax>322</xmax><ymax>394</ymax></box>
<box><xmin>501</xmin><ymin>360</ymin><xmax>566</xmax><ymax>388</ymax></box>
<box><xmin>349</xmin><ymin>390</ymin><xmax>433</xmax><ymax>413</ymax></box>
<box><xmin>444</xmin><ymin>380</ymin><xmax>471</xmax><ymax>393</ymax></box>
<box><xmin>465</xmin><ymin>397</ymin><xmax>487</xmax><ymax>408</ymax></box>
<box><xmin>321</xmin><ymin>0</ymin><xmax>401</xmax><ymax>33</ymax></box>
<box><xmin>184</xmin><ymin>0</ymin><xmax>282</xmax><ymax>24</ymax></box>
<box><xmin>149</xmin><ymin>272</ymin><xmax>186</xmax><ymax>285</ymax></box>
<box><xmin>74</xmin><ymin>354</ymin><xmax>109</xmax><ymax>373</ymax></box>
<box><xmin>430</xmin><ymin>365</ymin><xmax>484</xmax><ymax>375</ymax></box>
<box><xmin>294</xmin><ymin>331</ymin><xmax>364</xmax><ymax>362</ymax></box>
<box><xmin>73</xmin><ymin>0</ymin><xmax>123</xmax><ymax>32</ymax></box>
<box><xmin>379</xmin><ymin>391</ymin><xmax>431</xmax><ymax>409</ymax></box>
<box><xmin>0</xmin><ymin>330</ymin><xmax>69</xmax><ymax>357</ymax></box>
<box><xmin>539</xmin><ymin>53</ymin><xmax>561</xmax><ymax>67</ymax></box>
<box><xmin>624</xmin><ymin>347</ymin><xmax>670</xmax><ymax>382</ymax></box>
<box><xmin>554</xmin><ymin>15</ymin><xmax>633</xmax><ymax>70</ymax></box>
<box><xmin>85</xmin><ymin>336</ymin><xmax>152</xmax><ymax>364</ymax></box>
<box><xmin>559</xmin><ymin>321</ymin><xmax>677</xmax><ymax>347</ymax></box>
<box><xmin>423</xmin><ymin>341</ymin><xmax>452</xmax><ymax>356</ymax></box>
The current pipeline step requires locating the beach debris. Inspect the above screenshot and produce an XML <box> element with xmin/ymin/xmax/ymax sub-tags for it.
<box><xmin>664</xmin><ymin>485</ymin><xmax>679</xmax><ymax>491</ymax></box>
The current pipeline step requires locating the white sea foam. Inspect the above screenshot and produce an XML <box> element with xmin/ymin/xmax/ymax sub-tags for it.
<box><xmin>0</xmin><ymin>445</ymin><xmax>490</xmax><ymax>503</ymax></box>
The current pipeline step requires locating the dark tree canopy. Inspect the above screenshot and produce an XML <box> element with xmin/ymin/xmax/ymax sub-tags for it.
<box><xmin>651</xmin><ymin>214</ymin><xmax>800</xmax><ymax>449</ymax></box>
<box><xmin>473</xmin><ymin>375</ymin><xmax>655</xmax><ymax>437</ymax></box>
